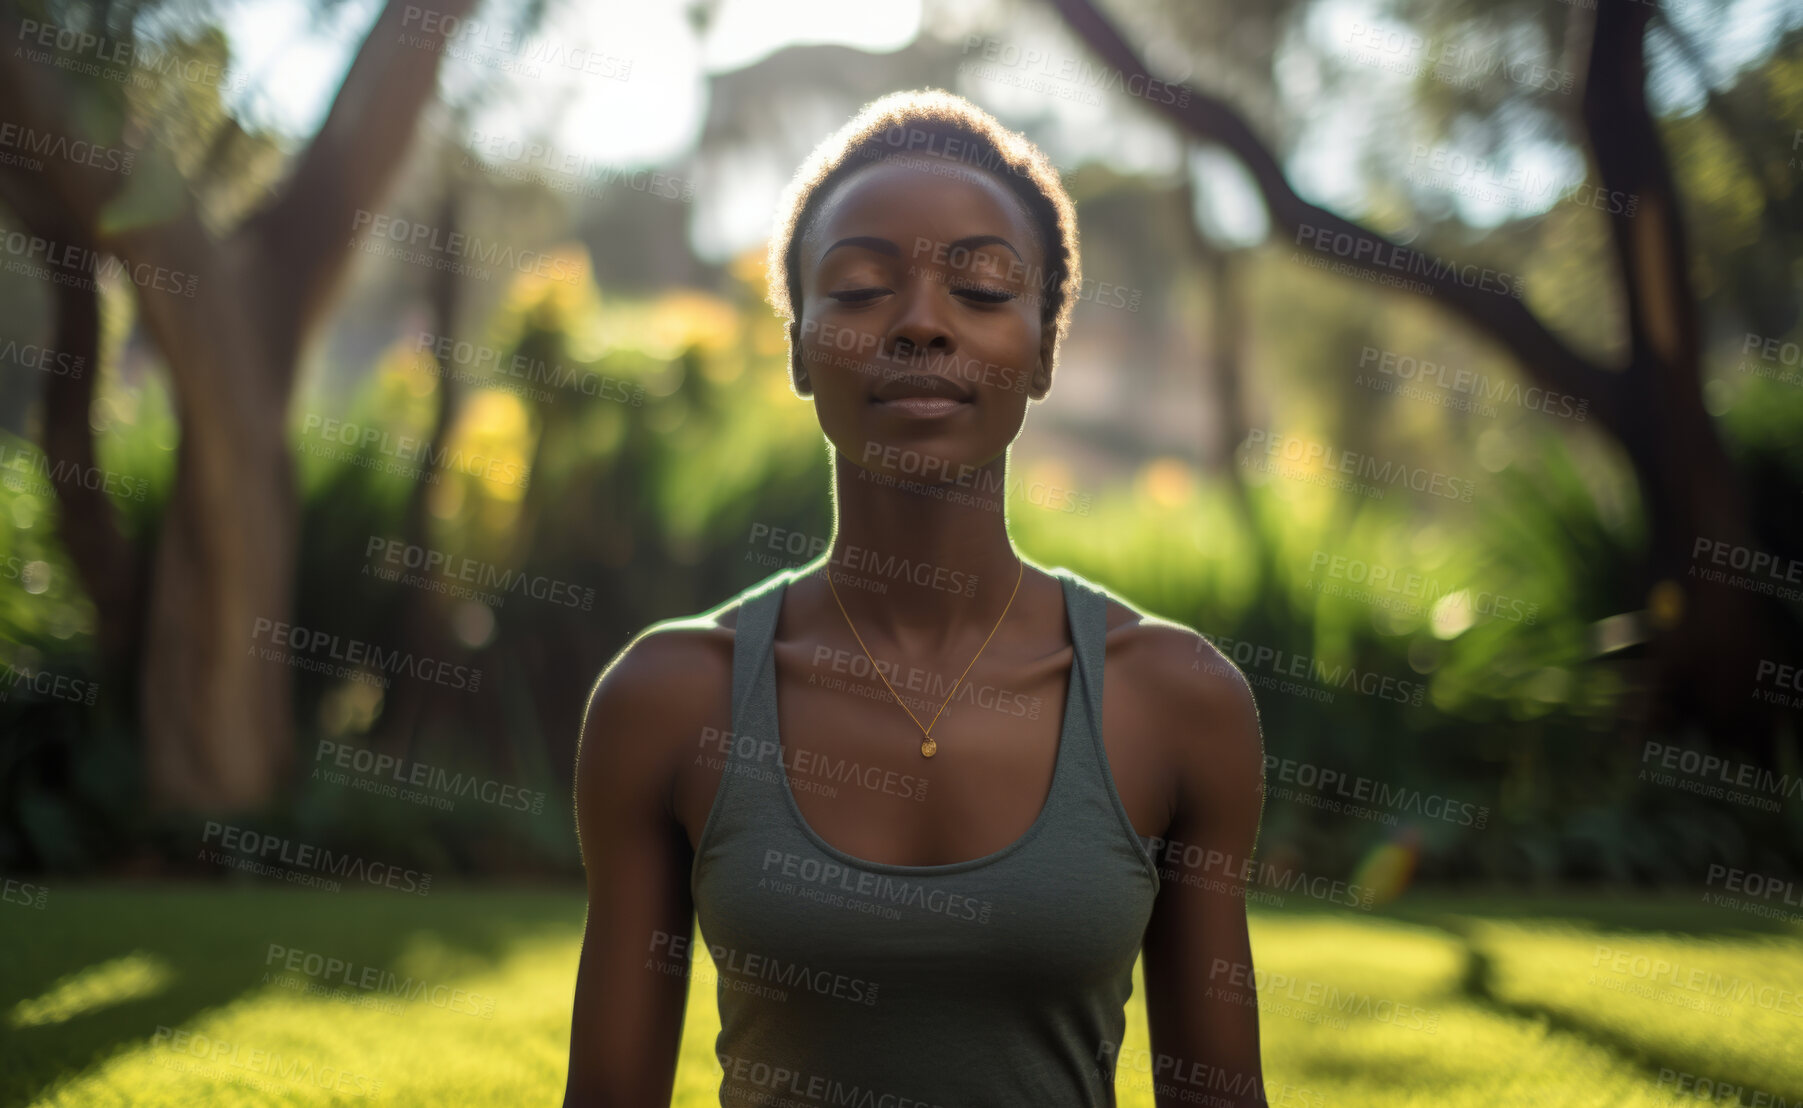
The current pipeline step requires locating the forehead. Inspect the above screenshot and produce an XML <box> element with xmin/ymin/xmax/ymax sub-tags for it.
<box><xmin>803</xmin><ymin>156</ymin><xmax>1043</xmax><ymax>269</ymax></box>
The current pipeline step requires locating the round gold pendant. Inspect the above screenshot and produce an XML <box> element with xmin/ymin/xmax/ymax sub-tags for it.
<box><xmin>920</xmin><ymin>738</ymin><xmax>937</xmax><ymax>758</ymax></box>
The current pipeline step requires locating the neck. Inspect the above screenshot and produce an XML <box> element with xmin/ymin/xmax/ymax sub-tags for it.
<box><xmin>818</xmin><ymin>448</ymin><xmax>1023</xmax><ymax>652</ymax></box>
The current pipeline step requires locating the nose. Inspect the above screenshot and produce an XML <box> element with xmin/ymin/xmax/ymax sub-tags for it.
<box><xmin>884</xmin><ymin>282</ymin><xmax>955</xmax><ymax>364</ymax></box>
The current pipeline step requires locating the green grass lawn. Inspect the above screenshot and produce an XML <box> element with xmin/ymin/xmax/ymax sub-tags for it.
<box><xmin>3</xmin><ymin>885</ymin><xmax>1798</xmax><ymax>1106</ymax></box>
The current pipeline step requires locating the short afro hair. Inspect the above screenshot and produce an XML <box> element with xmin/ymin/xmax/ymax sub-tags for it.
<box><xmin>764</xmin><ymin>88</ymin><xmax>1082</xmax><ymax>378</ymax></box>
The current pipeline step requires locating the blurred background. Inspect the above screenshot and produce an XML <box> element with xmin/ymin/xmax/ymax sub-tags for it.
<box><xmin>1</xmin><ymin>0</ymin><xmax>1801</xmax><ymax>1103</ymax></box>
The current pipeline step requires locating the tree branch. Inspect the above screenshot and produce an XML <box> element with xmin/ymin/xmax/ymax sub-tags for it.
<box><xmin>0</xmin><ymin>4</ymin><xmax>209</xmax><ymax>321</ymax></box>
<box><xmin>243</xmin><ymin>0</ymin><xmax>481</xmax><ymax>368</ymax></box>
<box><xmin>1045</xmin><ymin>0</ymin><xmax>1628</xmax><ymax>432</ymax></box>
<box><xmin>0</xmin><ymin>5</ymin><xmax>126</xmax><ymax>231</ymax></box>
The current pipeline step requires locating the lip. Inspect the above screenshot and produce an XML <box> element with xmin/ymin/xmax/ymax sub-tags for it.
<box><xmin>872</xmin><ymin>372</ymin><xmax>975</xmax><ymax>404</ymax></box>
<box><xmin>875</xmin><ymin>395</ymin><xmax>971</xmax><ymax>419</ymax></box>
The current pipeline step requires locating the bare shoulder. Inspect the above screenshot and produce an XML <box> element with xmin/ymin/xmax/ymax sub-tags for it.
<box><xmin>573</xmin><ymin>585</ymin><xmax>764</xmax><ymax>822</ymax></box>
<box><xmin>1088</xmin><ymin>588</ymin><xmax>1265</xmax><ymax>821</ymax></box>
<box><xmin>1093</xmin><ymin>593</ymin><xmax>1260</xmax><ymax>736</ymax></box>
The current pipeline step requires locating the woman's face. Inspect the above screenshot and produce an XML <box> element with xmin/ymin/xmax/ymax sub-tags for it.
<box><xmin>791</xmin><ymin>156</ymin><xmax>1054</xmax><ymax>483</ymax></box>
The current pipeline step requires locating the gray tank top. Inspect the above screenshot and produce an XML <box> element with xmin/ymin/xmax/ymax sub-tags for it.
<box><xmin>690</xmin><ymin>563</ymin><xmax>1163</xmax><ymax>1106</ymax></box>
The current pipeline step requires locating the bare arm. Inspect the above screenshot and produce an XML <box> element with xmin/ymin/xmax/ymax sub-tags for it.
<box><xmin>562</xmin><ymin>629</ymin><xmax>726</xmax><ymax>1107</ymax></box>
<box><xmin>1139</xmin><ymin>633</ymin><xmax>1268</xmax><ymax>1108</ymax></box>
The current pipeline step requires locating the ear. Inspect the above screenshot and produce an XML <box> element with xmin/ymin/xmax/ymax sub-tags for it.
<box><xmin>788</xmin><ymin>319</ymin><xmax>811</xmax><ymax>396</ymax></box>
<box><xmin>1028</xmin><ymin>323</ymin><xmax>1056</xmax><ymax>401</ymax></box>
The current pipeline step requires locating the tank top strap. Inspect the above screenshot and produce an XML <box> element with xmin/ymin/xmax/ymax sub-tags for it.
<box><xmin>1048</xmin><ymin>565</ymin><xmax>1108</xmax><ymax>774</ymax></box>
<box><xmin>731</xmin><ymin>568</ymin><xmax>794</xmax><ymax>720</ymax></box>
<box><xmin>1050</xmin><ymin>565</ymin><xmax>1163</xmax><ymax>893</ymax></box>
<box><xmin>1053</xmin><ymin>566</ymin><xmax>1107</xmax><ymax>743</ymax></box>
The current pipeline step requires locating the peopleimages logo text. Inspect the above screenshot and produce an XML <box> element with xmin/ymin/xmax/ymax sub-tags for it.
<box><xmin>1293</xmin><ymin>224</ymin><xmax>1523</xmax><ymax>299</ymax></box>
<box><xmin>413</xmin><ymin>332</ymin><xmax>644</xmax><ymax>405</ymax></box>
<box><xmin>0</xmin><ymin>228</ymin><xmax>198</xmax><ymax>297</ymax></box>
<box><xmin>1198</xmin><ymin>633</ymin><xmax>1427</xmax><ymax>708</ymax></box>
<box><xmin>0</xmin><ymin>122</ymin><xmax>135</xmax><ymax>174</ymax></box>
<box><xmin>364</xmin><ymin>537</ymin><xmax>595</xmax><ymax>610</ymax></box>
<box><xmin>1143</xmin><ymin>836</ymin><xmax>1377</xmax><ymax>909</ymax></box>
<box><xmin>201</xmin><ymin>822</ymin><xmax>431</xmax><ymax>895</ymax></box>
<box><xmin>1642</xmin><ymin>741</ymin><xmax>1803</xmax><ymax>805</ymax></box>
<box><xmin>250</xmin><ymin>618</ymin><xmax>481</xmax><ymax>692</ymax></box>
<box><xmin>1356</xmin><ymin>346</ymin><xmax>1587</xmax><ymax>421</ymax></box>
<box><xmin>0</xmin><ymin>338</ymin><xmax>85</xmax><ymax>377</ymax></box>
<box><xmin>350</xmin><ymin>209</ymin><xmax>580</xmax><ymax>284</ymax></box>
<box><xmin>1242</xmin><ymin>429</ymin><xmax>1476</xmax><ymax>503</ymax></box>
<box><xmin>1264</xmin><ymin>756</ymin><xmax>1488</xmax><ymax>827</ymax></box>
<box><xmin>299</xmin><ymin>414</ymin><xmax>529</xmax><ymax>488</ymax></box>
<box><xmin>315</xmin><ymin>740</ymin><xmax>546</xmax><ymax>814</ymax></box>
<box><xmin>265</xmin><ymin>943</ymin><xmax>496</xmax><ymax>1018</ymax></box>
<box><xmin>151</xmin><ymin>1026</ymin><xmax>379</xmax><ymax>1097</ymax></box>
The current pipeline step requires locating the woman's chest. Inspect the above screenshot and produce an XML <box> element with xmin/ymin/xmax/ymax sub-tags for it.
<box><xmin>675</xmin><ymin>639</ymin><xmax>1174</xmax><ymax>870</ymax></box>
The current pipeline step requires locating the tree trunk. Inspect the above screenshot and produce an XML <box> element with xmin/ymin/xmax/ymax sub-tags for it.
<box><xmin>1582</xmin><ymin>1</ymin><xmax>1776</xmax><ymax>743</ymax></box>
<box><xmin>141</xmin><ymin>401</ymin><xmax>297</xmax><ymax>811</ymax></box>
<box><xmin>0</xmin><ymin>0</ymin><xmax>483</xmax><ymax>811</ymax></box>
<box><xmin>34</xmin><ymin>227</ymin><xmax>148</xmax><ymax>681</ymax></box>
<box><xmin>1614</xmin><ymin>351</ymin><xmax>1775</xmax><ymax>739</ymax></box>
<box><xmin>134</xmin><ymin>243</ymin><xmax>299</xmax><ymax>811</ymax></box>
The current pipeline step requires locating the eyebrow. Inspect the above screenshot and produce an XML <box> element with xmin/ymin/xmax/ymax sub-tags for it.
<box><xmin>819</xmin><ymin>234</ymin><xmax>1024</xmax><ymax>264</ymax></box>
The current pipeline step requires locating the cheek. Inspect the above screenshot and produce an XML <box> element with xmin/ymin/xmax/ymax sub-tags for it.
<box><xmin>965</xmin><ymin>317</ymin><xmax>1042</xmax><ymax>392</ymax></box>
<box><xmin>800</xmin><ymin>321</ymin><xmax>886</xmax><ymax>382</ymax></box>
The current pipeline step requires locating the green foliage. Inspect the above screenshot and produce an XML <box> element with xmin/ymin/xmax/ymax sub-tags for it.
<box><xmin>5</xmin><ymin>246</ymin><xmax>1802</xmax><ymax>884</ymax></box>
<box><xmin>4</xmin><ymin>7</ymin><xmax>1802</xmax><ymax>893</ymax></box>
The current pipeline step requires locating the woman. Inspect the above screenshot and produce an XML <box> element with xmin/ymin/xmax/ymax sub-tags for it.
<box><xmin>562</xmin><ymin>89</ymin><xmax>1268</xmax><ymax>1108</ymax></box>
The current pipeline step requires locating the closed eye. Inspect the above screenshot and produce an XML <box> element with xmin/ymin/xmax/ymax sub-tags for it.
<box><xmin>829</xmin><ymin>288</ymin><xmax>889</xmax><ymax>303</ymax></box>
<box><xmin>954</xmin><ymin>285</ymin><xmax>1015</xmax><ymax>304</ymax></box>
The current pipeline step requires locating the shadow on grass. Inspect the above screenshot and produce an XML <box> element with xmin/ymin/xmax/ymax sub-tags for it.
<box><xmin>0</xmin><ymin>882</ymin><xmax>586</xmax><ymax>1108</ymax></box>
<box><xmin>1389</xmin><ymin>901</ymin><xmax>1787</xmax><ymax>1099</ymax></box>
<box><xmin>1377</xmin><ymin>889</ymin><xmax>1800</xmax><ymax>938</ymax></box>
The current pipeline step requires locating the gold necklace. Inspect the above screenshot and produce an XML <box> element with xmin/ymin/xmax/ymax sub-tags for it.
<box><xmin>824</xmin><ymin>556</ymin><xmax>1025</xmax><ymax>758</ymax></box>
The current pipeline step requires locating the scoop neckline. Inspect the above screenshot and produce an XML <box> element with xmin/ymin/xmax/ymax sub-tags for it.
<box><xmin>762</xmin><ymin>564</ymin><xmax>1085</xmax><ymax>877</ymax></box>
